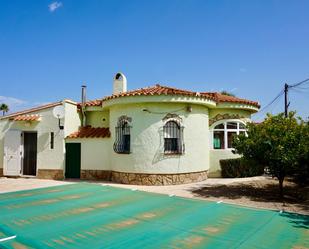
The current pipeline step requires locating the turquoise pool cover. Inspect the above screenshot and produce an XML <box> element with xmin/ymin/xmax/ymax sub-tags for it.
<box><xmin>0</xmin><ymin>183</ymin><xmax>308</xmax><ymax>248</ymax></box>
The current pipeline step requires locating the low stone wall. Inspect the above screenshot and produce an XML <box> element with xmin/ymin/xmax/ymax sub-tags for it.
<box><xmin>111</xmin><ymin>170</ymin><xmax>208</xmax><ymax>185</ymax></box>
<box><xmin>37</xmin><ymin>169</ymin><xmax>64</xmax><ymax>180</ymax></box>
<box><xmin>80</xmin><ymin>170</ymin><xmax>111</xmax><ymax>181</ymax></box>
<box><xmin>37</xmin><ymin>169</ymin><xmax>207</xmax><ymax>185</ymax></box>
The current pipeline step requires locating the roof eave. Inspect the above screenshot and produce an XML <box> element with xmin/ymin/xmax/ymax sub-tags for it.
<box><xmin>102</xmin><ymin>94</ymin><xmax>217</xmax><ymax>108</ymax></box>
<box><xmin>215</xmin><ymin>102</ymin><xmax>260</xmax><ymax>112</ymax></box>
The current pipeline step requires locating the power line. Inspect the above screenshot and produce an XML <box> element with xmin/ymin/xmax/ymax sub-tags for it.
<box><xmin>252</xmin><ymin>89</ymin><xmax>284</xmax><ymax>120</ymax></box>
<box><xmin>289</xmin><ymin>78</ymin><xmax>309</xmax><ymax>88</ymax></box>
<box><xmin>254</xmin><ymin>77</ymin><xmax>309</xmax><ymax>120</ymax></box>
<box><xmin>258</xmin><ymin>89</ymin><xmax>284</xmax><ymax>113</ymax></box>
<box><xmin>268</xmin><ymin>94</ymin><xmax>284</xmax><ymax>113</ymax></box>
<box><xmin>285</xmin><ymin>77</ymin><xmax>309</xmax><ymax>117</ymax></box>
<box><xmin>290</xmin><ymin>87</ymin><xmax>309</xmax><ymax>95</ymax></box>
<box><xmin>293</xmin><ymin>85</ymin><xmax>309</xmax><ymax>90</ymax></box>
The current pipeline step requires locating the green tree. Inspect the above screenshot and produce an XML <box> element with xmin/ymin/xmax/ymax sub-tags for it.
<box><xmin>294</xmin><ymin>119</ymin><xmax>309</xmax><ymax>186</ymax></box>
<box><xmin>220</xmin><ymin>90</ymin><xmax>235</xmax><ymax>97</ymax></box>
<box><xmin>233</xmin><ymin>112</ymin><xmax>308</xmax><ymax>198</ymax></box>
<box><xmin>0</xmin><ymin>103</ymin><xmax>9</xmax><ymax>116</ymax></box>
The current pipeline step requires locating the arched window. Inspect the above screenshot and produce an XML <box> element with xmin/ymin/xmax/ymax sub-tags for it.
<box><xmin>114</xmin><ymin>117</ymin><xmax>131</xmax><ymax>154</ymax></box>
<box><xmin>163</xmin><ymin>121</ymin><xmax>184</xmax><ymax>154</ymax></box>
<box><xmin>212</xmin><ymin>121</ymin><xmax>246</xmax><ymax>150</ymax></box>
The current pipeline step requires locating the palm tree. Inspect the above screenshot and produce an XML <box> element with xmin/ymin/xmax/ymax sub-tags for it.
<box><xmin>0</xmin><ymin>103</ymin><xmax>9</xmax><ymax>116</ymax></box>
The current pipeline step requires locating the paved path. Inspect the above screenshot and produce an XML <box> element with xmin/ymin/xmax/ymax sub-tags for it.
<box><xmin>0</xmin><ymin>177</ymin><xmax>73</xmax><ymax>193</ymax></box>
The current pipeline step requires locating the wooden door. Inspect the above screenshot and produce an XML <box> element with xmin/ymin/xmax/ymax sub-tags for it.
<box><xmin>23</xmin><ymin>132</ymin><xmax>37</xmax><ymax>176</ymax></box>
<box><xmin>65</xmin><ymin>143</ymin><xmax>81</xmax><ymax>178</ymax></box>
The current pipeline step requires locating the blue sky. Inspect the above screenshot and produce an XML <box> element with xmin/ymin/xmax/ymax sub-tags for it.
<box><xmin>0</xmin><ymin>0</ymin><xmax>308</xmax><ymax>120</ymax></box>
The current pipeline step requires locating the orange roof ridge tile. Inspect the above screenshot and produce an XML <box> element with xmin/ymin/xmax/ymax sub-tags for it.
<box><xmin>0</xmin><ymin>101</ymin><xmax>63</xmax><ymax>120</ymax></box>
<box><xmin>79</xmin><ymin>84</ymin><xmax>260</xmax><ymax>109</ymax></box>
<box><xmin>67</xmin><ymin>126</ymin><xmax>111</xmax><ymax>139</ymax></box>
<box><xmin>11</xmin><ymin>114</ymin><xmax>41</xmax><ymax>122</ymax></box>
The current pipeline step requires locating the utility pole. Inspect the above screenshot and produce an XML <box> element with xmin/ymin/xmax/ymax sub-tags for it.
<box><xmin>284</xmin><ymin>83</ymin><xmax>289</xmax><ymax>118</ymax></box>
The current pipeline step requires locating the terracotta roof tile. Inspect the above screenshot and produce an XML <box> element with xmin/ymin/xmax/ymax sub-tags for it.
<box><xmin>103</xmin><ymin>84</ymin><xmax>216</xmax><ymax>101</ymax></box>
<box><xmin>101</xmin><ymin>84</ymin><xmax>260</xmax><ymax>108</ymax></box>
<box><xmin>67</xmin><ymin>126</ymin><xmax>110</xmax><ymax>139</ymax></box>
<box><xmin>10</xmin><ymin>114</ymin><xmax>41</xmax><ymax>121</ymax></box>
<box><xmin>78</xmin><ymin>99</ymin><xmax>103</xmax><ymax>108</ymax></box>
<box><xmin>201</xmin><ymin>92</ymin><xmax>260</xmax><ymax>108</ymax></box>
<box><xmin>0</xmin><ymin>102</ymin><xmax>63</xmax><ymax>120</ymax></box>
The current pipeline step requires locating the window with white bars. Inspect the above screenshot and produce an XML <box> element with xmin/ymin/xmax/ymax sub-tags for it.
<box><xmin>163</xmin><ymin>120</ymin><xmax>184</xmax><ymax>154</ymax></box>
<box><xmin>212</xmin><ymin>121</ymin><xmax>246</xmax><ymax>150</ymax></box>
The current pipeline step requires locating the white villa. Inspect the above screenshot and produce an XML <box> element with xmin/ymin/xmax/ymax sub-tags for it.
<box><xmin>0</xmin><ymin>73</ymin><xmax>260</xmax><ymax>185</ymax></box>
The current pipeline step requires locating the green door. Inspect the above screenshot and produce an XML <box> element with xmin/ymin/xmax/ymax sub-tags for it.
<box><xmin>65</xmin><ymin>143</ymin><xmax>81</xmax><ymax>178</ymax></box>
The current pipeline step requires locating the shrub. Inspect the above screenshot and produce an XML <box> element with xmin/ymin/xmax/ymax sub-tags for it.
<box><xmin>220</xmin><ymin>158</ymin><xmax>264</xmax><ymax>178</ymax></box>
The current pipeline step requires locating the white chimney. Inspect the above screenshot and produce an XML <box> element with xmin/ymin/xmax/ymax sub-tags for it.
<box><xmin>113</xmin><ymin>72</ymin><xmax>127</xmax><ymax>94</ymax></box>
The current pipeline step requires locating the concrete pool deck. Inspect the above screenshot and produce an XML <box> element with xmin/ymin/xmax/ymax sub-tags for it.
<box><xmin>0</xmin><ymin>177</ymin><xmax>73</xmax><ymax>194</ymax></box>
<box><xmin>0</xmin><ymin>182</ymin><xmax>308</xmax><ymax>249</ymax></box>
<box><xmin>0</xmin><ymin>176</ymin><xmax>308</xmax><ymax>215</ymax></box>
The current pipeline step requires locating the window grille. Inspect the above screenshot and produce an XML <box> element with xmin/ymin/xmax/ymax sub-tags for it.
<box><xmin>114</xmin><ymin>119</ymin><xmax>131</xmax><ymax>154</ymax></box>
<box><xmin>163</xmin><ymin>121</ymin><xmax>184</xmax><ymax>154</ymax></box>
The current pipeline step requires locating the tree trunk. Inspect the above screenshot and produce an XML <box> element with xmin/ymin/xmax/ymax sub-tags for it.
<box><xmin>279</xmin><ymin>177</ymin><xmax>284</xmax><ymax>199</ymax></box>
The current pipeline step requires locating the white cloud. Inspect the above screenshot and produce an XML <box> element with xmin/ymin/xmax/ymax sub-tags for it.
<box><xmin>48</xmin><ymin>1</ymin><xmax>63</xmax><ymax>12</ymax></box>
<box><xmin>0</xmin><ymin>96</ymin><xmax>27</xmax><ymax>106</ymax></box>
<box><xmin>32</xmin><ymin>101</ymin><xmax>51</xmax><ymax>106</ymax></box>
<box><xmin>0</xmin><ymin>96</ymin><xmax>28</xmax><ymax>114</ymax></box>
<box><xmin>0</xmin><ymin>97</ymin><xmax>57</xmax><ymax>115</ymax></box>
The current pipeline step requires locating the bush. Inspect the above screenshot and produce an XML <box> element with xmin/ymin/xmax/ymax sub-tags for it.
<box><xmin>220</xmin><ymin>158</ymin><xmax>264</xmax><ymax>178</ymax></box>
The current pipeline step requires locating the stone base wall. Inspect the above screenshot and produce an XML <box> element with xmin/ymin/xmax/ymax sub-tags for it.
<box><xmin>111</xmin><ymin>170</ymin><xmax>208</xmax><ymax>185</ymax></box>
<box><xmin>81</xmin><ymin>170</ymin><xmax>111</xmax><ymax>181</ymax></box>
<box><xmin>36</xmin><ymin>168</ymin><xmax>207</xmax><ymax>185</ymax></box>
<box><xmin>37</xmin><ymin>169</ymin><xmax>64</xmax><ymax>180</ymax></box>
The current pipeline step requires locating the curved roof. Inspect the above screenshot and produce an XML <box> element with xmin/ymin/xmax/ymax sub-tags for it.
<box><xmin>203</xmin><ymin>92</ymin><xmax>260</xmax><ymax>107</ymax></box>
<box><xmin>102</xmin><ymin>84</ymin><xmax>260</xmax><ymax>108</ymax></box>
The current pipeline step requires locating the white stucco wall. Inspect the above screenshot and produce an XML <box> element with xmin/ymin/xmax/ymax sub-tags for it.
<box><xmin>208</xmin><ymin>108</ymin><xmax>252</xmax><ymax>177</ymax></box>
<box><xmin>65</xmin><ymin>138</ymin><xmax>111</xmax><ymax>171</ymax></box>
<box><xmin>0</xmin><ymin>101</ymin><xmax>80</xmax><ymax>174</ymax></box>
<box><xmin>208</xmin><ymin>150</ymin><xmax>241</xmax><ymax>177</ymax></box>
<box><xmin>86</xmin><ymin>111</ymin><xmax>109</xmax><ymax>128</ymax></box>
<box><xmin>209</xmin><ymin>108</ymin><xmax>252</xmax><ymax>119</ymax></box>
<box><xmin>0</xmin><ymin>106</ymin><xmax>65</xmax><ymax>172</ymax></box>
<box><xmin>64</xmin><ymin>101</ymin><xmax>81</xmax><ymax>137</ymax></box>
<box><xmin>109</xmin><ymin>102</ymin><xmax>210</xmax><ymax>174</ymax></box>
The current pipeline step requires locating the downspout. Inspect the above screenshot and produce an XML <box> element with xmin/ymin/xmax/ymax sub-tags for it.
<box><xmin>81</xmin><ymin>85</ymin><xmax>87</xmax><ymax>127</ymax></box>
